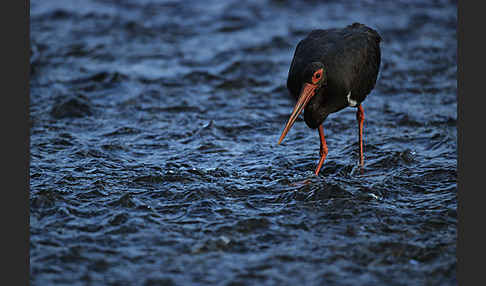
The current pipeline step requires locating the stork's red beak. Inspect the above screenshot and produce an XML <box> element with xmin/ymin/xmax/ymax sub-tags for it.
<box><xmin>278</xmin><ymin>83</ymin><xmax>317</xmax><ymax>144</ymax></box>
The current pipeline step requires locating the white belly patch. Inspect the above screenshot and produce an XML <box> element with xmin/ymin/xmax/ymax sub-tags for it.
<box><xmin>347</xmin><ymin>91</ymin><xmax>358</xmax><ymax>107</ymax></box>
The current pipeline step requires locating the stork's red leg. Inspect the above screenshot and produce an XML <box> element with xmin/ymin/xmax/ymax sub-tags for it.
<box><xmin>315</xmin><ymin>125</ymin><xmax>328</xmax><ymax>175</ymax></box>
<box><xmin>357</xmin><ymin>105</ymin><xmax>365</xmax><ymax>167</ymax></box>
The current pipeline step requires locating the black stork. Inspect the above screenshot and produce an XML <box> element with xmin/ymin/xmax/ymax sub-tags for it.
<box><xmin>278</xmin><ymin>23</ymin><xmax>381</xmax><ymax>176</ymax></box>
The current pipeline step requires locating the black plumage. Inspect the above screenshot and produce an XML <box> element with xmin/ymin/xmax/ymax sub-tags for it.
<box><xmin>278</xmin><ymin>23</ymin><xmax>382</xmax><ymax>175</ymax></box>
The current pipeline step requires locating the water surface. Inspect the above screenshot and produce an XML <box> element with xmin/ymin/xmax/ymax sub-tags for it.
<box><xmin>30</xmin><ymin>0</ymin><xmax>457</xmax><ymax>285</ymax></box>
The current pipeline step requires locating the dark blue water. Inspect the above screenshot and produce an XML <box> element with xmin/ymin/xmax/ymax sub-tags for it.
<box><xmin>30</xmin><ymin>0</ymin><xmax>457</xmax><ymax>285</ymax></box>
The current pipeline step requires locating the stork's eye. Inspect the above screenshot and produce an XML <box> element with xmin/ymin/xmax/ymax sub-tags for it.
<box><xmin>312</xmin><ymin>69</ymin><xmax>323</xmax><ymax>84</ymax></box>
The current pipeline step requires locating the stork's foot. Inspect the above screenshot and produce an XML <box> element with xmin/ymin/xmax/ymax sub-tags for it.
<box><xmin>289</xmin><ymin>178</ymin><xmax>313</xmax><ymax>187</ymax></box>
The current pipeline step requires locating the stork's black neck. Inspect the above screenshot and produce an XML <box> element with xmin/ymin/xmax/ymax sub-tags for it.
<box><xmin>303</xmin><ymin>87</ymin><xmax>328</xmax><ymax>129</ymax></box>
<box><xmin>303</xmin><ymin>84</ymin><xmax>348</xmax><ymax>129</ymax></box>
